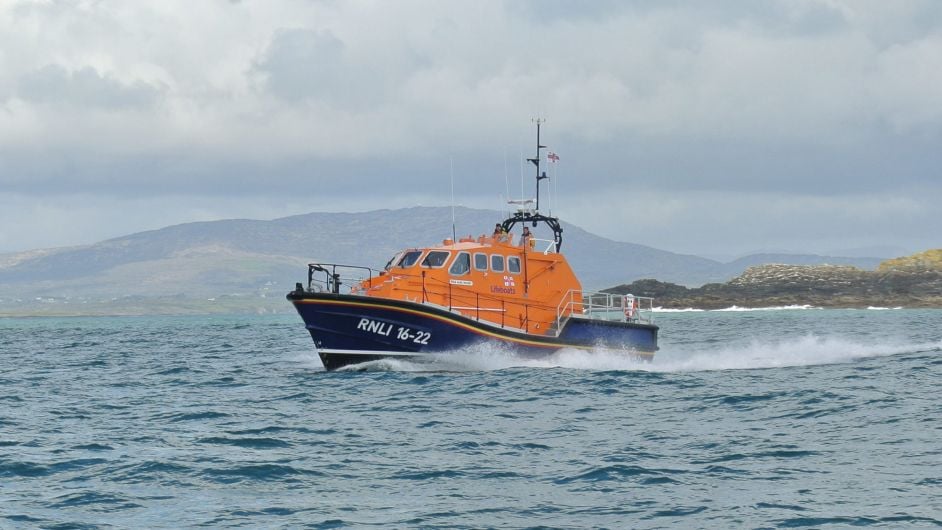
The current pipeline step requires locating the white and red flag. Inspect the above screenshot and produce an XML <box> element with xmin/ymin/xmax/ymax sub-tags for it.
<box><xmin>547</xmin><ymin>152</ymin><xmax>560</xmax><ymax>162</ymax></box>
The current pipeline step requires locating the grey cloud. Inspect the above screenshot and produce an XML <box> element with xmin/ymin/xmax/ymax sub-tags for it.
<box><xmin>507</xmin><ymin>0</ymin><xmax>632</xmax><ymax>22</ymax></box>
<box><xmin>253</xmin><ymin>28</ymin><xmax>348</xmax><ymax>103</ymax></box>
<box><xmin>251</xmin><ymin>26</ymin><xmax>433</xmax><ymax>109</ymax></box>
<box><xmin>510</xmin><ymin>0</ymin><xmax>848</xmax><ymax>36</ymax></box>
<box><xmin>16</xmin><ymin>64</ymin><xmax>162</xmax><ymax>109</ymax></box>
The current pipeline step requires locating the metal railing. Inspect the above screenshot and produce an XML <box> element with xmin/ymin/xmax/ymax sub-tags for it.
<box><xmin>528</xmin><ymin>237</ymin><xmax>559</xmax><ymax>254</ymax></box>
<box><xmin>555</xmin><ymin>290</ymin><xmax>655</xmax><ymax>334</ymax></box>
<box><xmin>305</xmin><ymin>263</ymin><xmax>381</xmax><ymax>294</ymax></box>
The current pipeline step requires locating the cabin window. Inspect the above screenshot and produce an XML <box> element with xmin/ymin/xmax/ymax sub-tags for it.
<box><xmin>384</xmin><ymin>252</ymin><xmax>403</xmax><ymax>271</ymax></box>
<box><xmin>397</xmin><ymin>250</ymin><xmax>423</xmax><ymax>268</ymax></box>
<box><xmin>449</xmin><ymin>252</ymin><xmax>471</xmax><ymax>275</ymax></box>
<box><xmin>508</xmin><ymin>256</ymin><xmax>521</xmax><ymax>274</ymax></box>
<box><xmin>490</xmin><ymin>254</ymin><xmax>505</xmax><ymax>272</ymax></box>
<box><xmin>421</xmin><ymin>250</ymin><xmax>450</xmax><ymax>268</ymax></box>
<box><xmin>473</xmin><ymin>253</ymin><xmax>488</xmax><ymax>271</ymax></box>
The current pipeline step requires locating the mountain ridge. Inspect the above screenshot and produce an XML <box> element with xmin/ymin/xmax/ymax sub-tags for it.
<box><xmin>0</xmin><ymin>206</ymin><xmax>884</xmax><ymax>315</ymax></box>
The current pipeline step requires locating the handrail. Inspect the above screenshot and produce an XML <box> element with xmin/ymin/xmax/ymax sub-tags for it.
<box><xmin>554</xmin><ymin>289</ymin><xmax>655</xmax><ymax>336</ymax></box>
<box><xmin>307</xmin><ymin>263</ymin><xmax>382</xmax><ymax>294</ymax></box>
<box><xmin>424</xmin><ymin>275</ymin><xmax>562</xmax><ymax>333</ymax></box>
<box><xmin>528</xmin><ymin>237</ymin><xmax>558</xmax><ymax>255</ymax></box>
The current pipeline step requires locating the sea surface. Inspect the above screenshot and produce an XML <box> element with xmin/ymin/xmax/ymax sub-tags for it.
<box><xmin>1</xmin><ymin>308</ymin><xmax>940</xmax><ymax>529</ymax></box>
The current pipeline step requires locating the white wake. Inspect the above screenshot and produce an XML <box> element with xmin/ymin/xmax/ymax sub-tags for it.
<box><xmin>328</xmin><ymin>336</ymin><xmax>939</xmax><ymax>373</ymax></box>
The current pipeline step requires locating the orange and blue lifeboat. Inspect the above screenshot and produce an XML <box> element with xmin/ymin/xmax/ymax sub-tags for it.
<box><xmin>287</xmin><ymin>216</ymin><xmax>658</xmax><ymax>370</ymax></box>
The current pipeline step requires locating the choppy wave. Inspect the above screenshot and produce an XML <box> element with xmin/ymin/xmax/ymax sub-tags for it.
<box><xmin>3</xmin><ymin>311</ymin><xmax>940</xmax><ymax>529</ymax></box>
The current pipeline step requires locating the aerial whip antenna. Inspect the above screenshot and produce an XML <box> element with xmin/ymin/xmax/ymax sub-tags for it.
<box><xmin>504</xmin><ymin>149</ymin><xmax>511</xmax><ymax>217</ymax></box>
<box><xmin>450</xmin><ymin>157</ymin><xmax>457</xmax><ymax>243</ymax></box>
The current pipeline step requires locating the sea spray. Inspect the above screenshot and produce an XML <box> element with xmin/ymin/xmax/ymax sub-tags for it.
<box><xmin>327</xmin><ymin>335</ymin><xmax>937</xmax><ymax>374</ymax></box>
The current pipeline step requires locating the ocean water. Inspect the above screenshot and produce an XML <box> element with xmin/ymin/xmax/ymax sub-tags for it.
<box><xmin>1</xmin><ymin>308</ymin><xmax>940</xmax><ymax>529</ymax></box>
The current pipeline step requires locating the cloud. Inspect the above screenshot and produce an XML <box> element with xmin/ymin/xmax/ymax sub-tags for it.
<box><xmin>17</xmin><ymin>64</ymin><xmax>162</xmax><ymax>109</ymax></box>
<box><xmin>253</xmin><ymin>28</ymin><xmax>347</xmax><ymax>103</ymax></box>
<box><xmin>0</xmin><ymin>0</ymin><xmax>940</xmax><ymax>255</ymax></box>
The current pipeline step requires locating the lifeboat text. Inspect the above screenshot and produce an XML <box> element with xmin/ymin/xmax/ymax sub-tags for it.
<box><xmin>490</xmin><ymin>286</ymin><xmax>516</xmax><ymax>294</ymax></box>
<box><xmin>356</xmin><ymin>318</ymin><xmax>432</xmax><ymax>345</ymax></box>
<box><xmin>357</xmin><ymin>317</ymin><xmax>394</xmax><ymax>336</ymax></box>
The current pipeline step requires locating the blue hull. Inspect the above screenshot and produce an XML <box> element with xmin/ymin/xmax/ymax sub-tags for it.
<box><xmin>287</xmin><ymin>292</ymin><xmax>658</xmax><ymax>370</ymax></box>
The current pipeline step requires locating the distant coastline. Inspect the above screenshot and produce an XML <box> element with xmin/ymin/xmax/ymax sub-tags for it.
<box><xmin>605</xmin><ymin>250</ymin><xmax>942</xmax><ymax>310</ymax></box>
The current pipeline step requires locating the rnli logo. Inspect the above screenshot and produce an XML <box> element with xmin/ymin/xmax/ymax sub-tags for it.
<box><xmin>492</xmin><ymin>275</ymin><xmax>517</xmax><ymax>294</ymax></box>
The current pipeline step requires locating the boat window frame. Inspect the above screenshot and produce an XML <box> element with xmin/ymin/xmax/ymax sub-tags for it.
<box><xmin>449</xmin><ymin>251</ymin><xmax>471</xmax><ymax>276</ymax></box>
<box><xmin>384</xmin><ymin>251</ymin><xmax>404</xmax><ymax>271</ymax></box>
<box><xmin>396</xmin><ymin>250</ymin><xmax>424</xmax><ymax>268</ymax></box>
<box><xmin>490</xmin><ymin>254</ymin><xmax>505</xmax><ymax>273</ymax></box>
<box><xmin>473</xmin><ymin>252</ymin><xmax>488</xmax><ymax>272</ymax></box>
<box><xmin>421</xmin><ymin>250</ymin><xmax>451</xmax><ymax>269</ymax></box>
<box><xmin>507</xmin><ymin>256</ymin><xmax>521</xmax><ymax>274</ymax></box>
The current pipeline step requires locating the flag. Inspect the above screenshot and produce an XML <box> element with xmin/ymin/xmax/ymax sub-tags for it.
<box><xmin>548</xmin><ymin>152</ymin><xmax>560</xmax><ymax>162</ymax></box>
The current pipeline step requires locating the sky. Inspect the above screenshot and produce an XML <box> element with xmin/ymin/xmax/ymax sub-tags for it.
<box><xmin>1</xmin><ymin>0</ymin><xmax>940</xmax><ymax>260</ymax></box>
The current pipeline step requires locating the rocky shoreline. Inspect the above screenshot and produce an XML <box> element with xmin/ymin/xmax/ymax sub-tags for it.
<box><xmin>605</xmin><ymin>250</ymin><xmax>942</xmax><ymax>310</ymax></box>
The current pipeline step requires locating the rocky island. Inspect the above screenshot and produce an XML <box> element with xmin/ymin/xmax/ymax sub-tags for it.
<box><xmin>606</xmin><ymin>249</ymin><xmax>942</xmax><ymax>309</ymax></box>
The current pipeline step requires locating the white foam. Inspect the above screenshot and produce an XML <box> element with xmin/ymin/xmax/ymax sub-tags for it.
<box><xmin>290</xmin><ymin>351</ymin><xmax>327</xmax><ymax>371</ymax></box>
<box><xmin>328</xmin><ymin>336</ymin><xmax>940</xmax><ymax>374</ymax></box>
<box><xmin>867</xmin><ymin>306</ymin><xmax>904</xmax><ymax>311</ymax></box>
<box><xmin>712</xmin><ymin>304</ymin><xmax>817</xmax><ymax>312</ymax></box>
<box><xmin>649</xmin><ymin>335</ymin><xmax>939</xmax><ymax>372</ymax></box>
<box><xmin>652</xmin><ymin>307</ymin><xmax>705</xmax><ymax>313</ymax></box>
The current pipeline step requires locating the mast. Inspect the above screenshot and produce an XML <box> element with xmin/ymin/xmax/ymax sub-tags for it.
<box><xmin>527</xmin><ymin>118</ymin><xmax>549</xmax><ymax>212</ymax></box>
<box><xmin>501</xmin><ymin>120</ymin><xmax>564</xmax><ymax>251</ymax></box>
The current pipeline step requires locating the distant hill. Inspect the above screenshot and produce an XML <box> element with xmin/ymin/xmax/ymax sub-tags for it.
<box><xmin>0</xmin><ymin>207</ymin><xmax>885</xmax><ymax>316</ymax></box>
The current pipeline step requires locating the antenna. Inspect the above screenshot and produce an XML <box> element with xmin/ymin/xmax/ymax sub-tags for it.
<box><xmin>504</xmin><ymin>149</ymin><xmax>511</xmax><ymax>214</ymax></box>
<box><xmin>553</xmin><ymin>153</ymin><xmax>558</xmax><ymax>215</ymax></box>
<box><xmin>519</xmin><ymin>147</ymin><xmax>525</xmax><ymax>203</ymax></box>
<box><xmin>450</xmin><ymin>157</ymin><xmax>456</xmax><ymax>243</ymax></box>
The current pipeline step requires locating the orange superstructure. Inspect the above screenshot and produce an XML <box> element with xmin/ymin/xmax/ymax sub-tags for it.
<box><xmin>354</xmin><ymin>233</ymin><xmax>584</xmax><ymax>335</ymax></box>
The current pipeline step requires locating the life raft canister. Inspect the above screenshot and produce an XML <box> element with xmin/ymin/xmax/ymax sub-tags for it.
<box><xmin>624</xmin><ymin>294</ymin><xmax>639</xmax><ymax>320</ymax></box>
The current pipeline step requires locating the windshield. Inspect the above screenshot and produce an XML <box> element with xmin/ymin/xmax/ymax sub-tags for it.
<box><xmin>421</xmin><ymin>251</ymin><xmax>450</xmax><ymax>268</ymax></box>
<box><xmin>396</xmin><ymin>250</ymin><xmax>423</xmax><ymax>268</ymax></box>
<box><xmin>384</xmin><ymin>252</ymin><xmax>403</xmax><ymax>271</ymax></box>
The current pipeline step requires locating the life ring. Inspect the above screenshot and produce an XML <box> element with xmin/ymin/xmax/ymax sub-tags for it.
<box><xmin>623</xmin><ymin>294</ymin><xmax>639</xmax><ymax>320</ymax></box>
